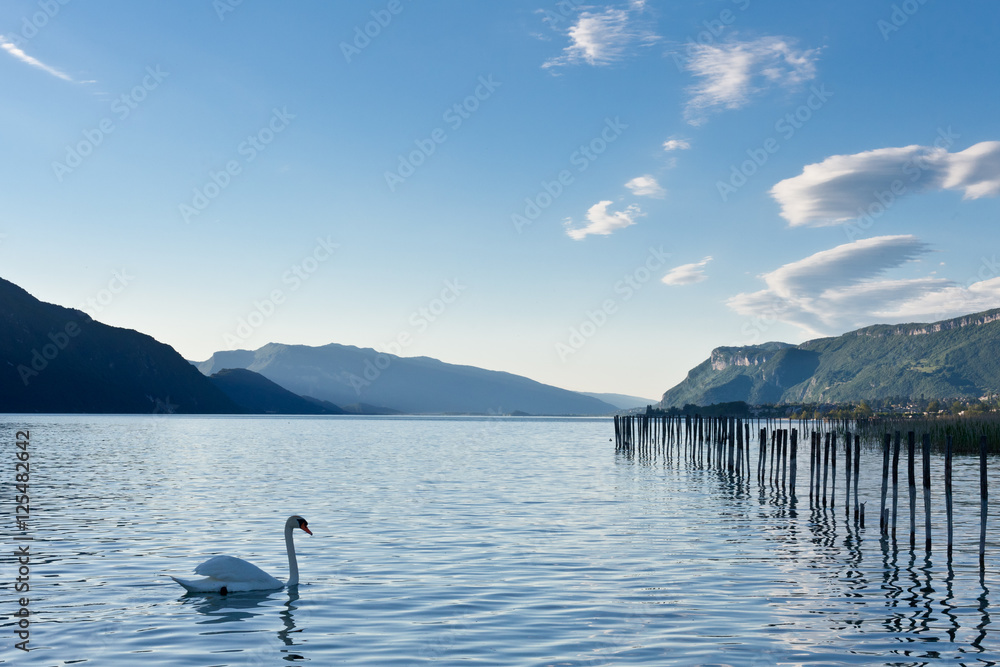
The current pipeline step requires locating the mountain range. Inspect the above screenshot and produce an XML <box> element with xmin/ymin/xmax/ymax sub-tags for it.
<box><xmin>0</xmin><ymin>276</ymin><xmax>616</xmax><ymax>415</ymax></box>
<box><xmin>9</xmin><ymin>273</ymin><xmax>1000</xmax><ymax>415</ymax></box>
<box><xmin>194</xmin><ymin>343</ymin><xmax>617</xmax><ymax>415</ymax></box>
<box><xmin>659</xmin><ymin>309</ymin><xmax>1000</xmax><ymax>407</ymax></box>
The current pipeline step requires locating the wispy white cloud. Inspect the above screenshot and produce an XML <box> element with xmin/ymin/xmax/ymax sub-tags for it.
<box><xmin>543</xmin><ymin>7</ymin><xmax>658</xmax><ymax>69</ymax></box>
<box><xmin>565</xmin><ymin>200</ymin><xmax>644</xmax><ymax>240</ymax></box>
<box><xmin>770</xmin><ymin>140</ymin><xmax>1000</xmax><ymax>226</ymax></box>
<box><xmin>662</xmin><ymin>137</ymin><xmax>691</xmax><ymax>152</ymax></box>
<box><xmin>723</xmin><ymin>235</ymin><xmax>1000</xmax><ymax>337</ymax></box>
<box><xmin>943</xmin><ymin>141</ymin><xmax>1000</xmax><ymax>198</ymax></box>
<box><xmin>877</xmin><ymin>277</ymin><xmax>1000</xmax><ymax>323</ymax></box>
<box><xmin>0</xmin><ymin>38</ymin><xmax>71</xmax><ymax>82</ymax></box>
<box><xmin>684</xmin><ymin>36</ymin><xmax>817</xmax><ymax>125</ymax></box>
<box><xmin>662</xmin><ymin>256</ymin><xmax>712</xmax><ymax>285</ymax></box>
<box><xmin>625</xmin><ymin>174</ymin><xmax>665</xmax><ymax>198</ymax></box>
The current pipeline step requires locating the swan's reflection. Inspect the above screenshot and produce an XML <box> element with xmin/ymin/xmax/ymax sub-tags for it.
<box><xmin>180</xmin><ymin>585</ymin><xmax>308</xmax><ymax>656</ymax></box>
<box><xmin>183</xmin><ymin>588</ymin><xmax>276</xmax><ymax>624</ymax></box>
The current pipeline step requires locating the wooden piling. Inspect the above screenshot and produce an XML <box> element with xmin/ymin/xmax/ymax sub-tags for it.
<box><xmin>736</xmin><ymin>418</ymin><xmax>744</xmax><ymax>475</ymax></box>
<box><xmin>830</xmin><ymin>432</ymin><xmax>837</xmax><ymax>509</ymax></box>
<box><xmin>980</xmin><ymin>435</ymin><xmax>988</xmax><ymax>569</ymax></box>
<box><xmin>908</xmin><ymin>431</ymin><xmax>916</xmax><ymax>550</ymax></box>
<box><xmin>727</xmin><ymin>418</ymin><xmax>735</xmax><ymax>472</ymax></box>
<box><xmin>946</xmin><ymin>434</ymin><xmax>954</xmax><ymax>556</ymax></box>
<box><xmin>822</xmin><ymin>432</ymin><xmax>830</xmax><ymax>507</ymax></box>
<box><xmin>922</xmin><ymin>433</ymin><xmax>932</xmax><ymax>552</ymax></box>
<box><xmin>790</xmin><ymin>429</ymin><xmax>798</xmax><ymax>498</ymax></box>
<box><xmin>814</xmin><ymin>431</ymin><xmax>821</xmax><ymax>503</ymax></box>
<box><xmin>845</xmin><ymin>432</ymin><xmax>852</xmax><ymax>519</ymax></box>
<box><xmin>745</xmin><ymin>423</ymin><xmax>751</xmax><ymax>477</ymax></box>
<box><xmin>880</xmin><ymin>433</ymin><xmax>890</xmax><ymax>534</ymax></box>
<box><xmin>758</xmin><ymin>428</ymin><xmax>766</xmax><ymax>485</ymax></box>
<box><xmin>770</xmin><ymin>429</ymin><xmax>778</xmax><ymax>485</ymax></box>
<box><xmin>853</xmin><ymin>433</ymin><xmax>860</xmax><ymax>526</ymax></box>
<box><xmin>892</xmin><ymin>431</ymin><xmax>901</xmax><ymax>542</ymax></box>
<box><xmin>809</xmin><ymin>431</ymin><xmax>815</xmax><ymax>504</ymax></box>
<box><xmin>780</xmin><ymin>429</ymin><xmax>788</xmax><ymax>490</ymax></box>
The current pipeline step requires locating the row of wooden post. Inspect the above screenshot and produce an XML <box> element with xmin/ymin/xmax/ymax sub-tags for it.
<box><xmin>873</xmin><ymin>432</ymin><xmax>989</xmax><ymax>563</ymax></box>
<box><xmin>614</xmin><ymin>415</ymin><xmax>989</xmax><ymax>561</ymax></box>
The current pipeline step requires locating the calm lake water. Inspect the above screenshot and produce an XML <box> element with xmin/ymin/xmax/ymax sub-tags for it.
<box><xmin>2</xmin><ymin>415</ymin><xmax>1000</xmax><ymax>665</ymax></box>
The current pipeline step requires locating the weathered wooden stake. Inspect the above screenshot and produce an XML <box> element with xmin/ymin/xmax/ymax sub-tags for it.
<box><xmin>922</xmin><ymin>433</ymin><xmax>931</xmax><ymax>552</ymax></box>
<box><xmin>853</xmin><ymin>433</ymin><xmax>861</xmax><ymax>526</ymax></box>
<box><xmin>770</xmin><ymin>429</ymin><xmax>778</xmax><ymax>485</ymax></box>
<box><xmin>980</xmin><ymin>435</ymin><xmax>988</xmax><ymax>570</ymax></box>
<box><xmin>892</xmin><ymin>431</ymin><xmax>901</xmax><ymax>542</ymax></box>
<box><xmin>727</xmin><ymin>418</ymin><xmax>735</xmax><ymax>472</ymax></box>
<box><xmin>809</xmin><ymin>431</ymin><xmax>815</xmax><ymax>504</ymax></box>
<box><xmin>845</xmin><ymin>432</ymin><xmax>853</xmax><ymax>519</ymax></box>
<box><xmin>736</xmin><ymin>418</ymin><xmax>743</xmax><ymax>474</ymax></box>
<box><xmin>880</xmin><ymin>433</ymin><xmax>890</xmax><ymax>534</ymax></box>
<box><xmin>946</xmin><ymin>434</ymin><xmax>954</xmax><ymax>556</ymax></box>
<box><xmin>822</xmin><ymin>432</ymin><xmax>830</xmax><ymax>507</ymax></box>
<box><xmin>745</xmin><ymin>423</ymin><xmax>751</xmax><ymax>477</ymax></box>
<box><xmin>780</xmin><ymin>429</ymin><xmax>788</xmax><ymax>490</ymax></box>
<box><xmin>758</xmin><ymin>428</ymin><xmax>766</xmax><ymax>485</ymax></box>
<box><xmin>830</xmin><ymin>432</ymin><xmax>837</xmax><ymax>509</ymax></box>
<box><xmin>790</xmin><ymin>428</ymin><xmax>798</xmax><ymax>499</ymax></box>
<box><xmin>908</xmin><ymin>431</ymin><xmax>916</xmax><ymax>550</ymax></box>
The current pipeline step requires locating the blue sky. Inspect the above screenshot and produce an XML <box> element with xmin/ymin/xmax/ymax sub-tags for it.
<box><xmin>2</xmin><ymin>1</ymin><xmax>999</xmax><ymax>400</ymax></box>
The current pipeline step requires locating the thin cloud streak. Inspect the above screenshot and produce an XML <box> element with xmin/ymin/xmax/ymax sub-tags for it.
<box><xmin>662</xmin><ymin>256</ymin><xmax>712</xmax><ymax>285</ymax></box>
<box><xmin>684</xmin><ymin>36</ymin><xmax>817</xmax><ymax>125</ymax></box>
<box><xmin>1</xmin><ymin>38</ymin><xmax>72</xmax><ymax>81</ymax></box>
<box><xmin>543</xmin><ymin>7</ymin><xmax>658</xmax><ymax>69</ymax></box>
<box><xmin>662</xmin><ymin>137</ymin><xmax>691</xmax><ymax>152</ymax></box>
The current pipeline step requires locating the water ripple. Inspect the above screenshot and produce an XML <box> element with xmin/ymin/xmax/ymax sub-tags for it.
<box><xmin>1</xmin><ymin>416</ymin><xmax>999</xmax><ymax>665</ymax></box>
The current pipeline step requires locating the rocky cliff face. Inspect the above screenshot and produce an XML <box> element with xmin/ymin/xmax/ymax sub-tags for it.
<box><xmin>855</xmin><ymin>309</ymin><xmax>1000</xmax><ymax>337</ymax></box>
<box><xmin>659</xmin><ymin>308</ymin><xmax>1000</xmax><ymax>407</ymax></box>
<box><xmin>709</xmin><ymin>343</ymin><xmax>793</xmax><ymax>371</ymax></box>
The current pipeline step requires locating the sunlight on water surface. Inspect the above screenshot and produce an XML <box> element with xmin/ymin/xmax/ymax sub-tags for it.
<box><xmin>1</xmin><ymin>415</ymin><xmax>999</xmax><ymax>665</ymax></box>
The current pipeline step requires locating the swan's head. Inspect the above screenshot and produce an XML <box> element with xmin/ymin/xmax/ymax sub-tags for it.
<box><xmin>291</xmin><ymin>515</ymin><xmax>312</xmax><ymax>535</ymax></box>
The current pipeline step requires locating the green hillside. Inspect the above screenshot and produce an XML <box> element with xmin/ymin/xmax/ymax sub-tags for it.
<box><xmin>660</xmin><ymin>309</ymin><xmax>1000</xmax><ymax>408</ymax></box>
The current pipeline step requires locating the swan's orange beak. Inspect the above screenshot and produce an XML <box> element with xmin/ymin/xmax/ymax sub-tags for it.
<box><xmin>301</xmin><ymin>525</ymin><xmax>313</xmax><ymax>535</ymax></box>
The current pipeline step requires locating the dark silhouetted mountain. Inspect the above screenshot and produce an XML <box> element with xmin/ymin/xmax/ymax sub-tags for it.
<box><xmin>660</xmin><ymin>309</ymin><xmax>1000</xmax><ymax>407</ymax></box>
<box><xmin>209</xmin><ymin>368</ymin><xmax>344</xmax><ymax>414</ymax></box>
<box><xmin>0</xmin><ymin>277</ymin><xmax>238</xmax><ymax>413</ymax></box>
<box><xmin>196</xmin><ymin>342</ymin><xmax>617</xmax><ymax>415</ymax></box>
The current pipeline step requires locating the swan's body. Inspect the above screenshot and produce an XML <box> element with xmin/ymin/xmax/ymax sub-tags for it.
<box><xmin>171</xmin><ymin>515</ymin><xmax>311</xmax><ymax>593</ymax></box>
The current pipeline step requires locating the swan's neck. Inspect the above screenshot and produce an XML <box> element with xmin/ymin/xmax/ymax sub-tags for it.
<box><xmin>285</xmin><ymin>522</ymin><xmax>299</xmax><ymax>586</ymax></box>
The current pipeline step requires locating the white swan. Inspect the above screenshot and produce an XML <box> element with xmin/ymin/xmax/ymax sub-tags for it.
<box><xmin>171</xmin><ymin>515</ymin><xmax>312</xmax><ymax>593</ymax></box>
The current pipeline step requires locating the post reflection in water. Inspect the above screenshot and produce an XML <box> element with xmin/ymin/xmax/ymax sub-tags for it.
<box><xmin>976</xmin><ymin>574</ymin><xmax>992</xmax><ymax>654</ymax></box>
<box><xmin>620</xmin><ymin>440</ymin><xmax>1000</xmax><ymax>664</ymax></box>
